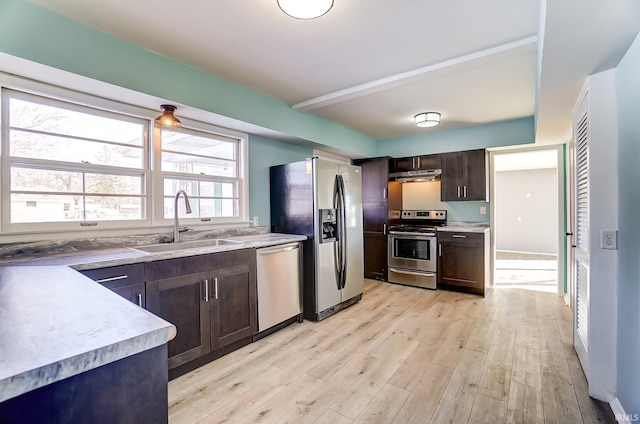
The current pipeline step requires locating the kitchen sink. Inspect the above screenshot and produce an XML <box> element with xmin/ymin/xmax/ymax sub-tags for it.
<box><xmin>133</xmin><ymin>238</ymin><xmax>243</xmax><ymax>253</ymax></box>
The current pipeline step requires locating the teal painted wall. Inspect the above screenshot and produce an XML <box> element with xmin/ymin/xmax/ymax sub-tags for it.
<box><xmin>615</xmin><ymin>31</ymin><xmax>640</xmax><ymax>416</ymax></box>
<box><xmin>376</xmin><ymin>117</ymin><xmax>535</xmax><ymax>157</ymax></box>
<box><xmin>248</xmin><ymin>135</ymin><xmax>312</xmax><ymax>227</ymax></box>
<box><xmin>444</xmin><ymin>202</ymin><xmax>489</xmax><ymax>222</ymax></box>
<box><xmin>0</xmin><ymin>0</ymin><xmax>539</xmax><ymax>227</ymax></box>
<box><xmin>0</xmin><ymin>0</ymin><xmax>376</xmax><ymax>158</ymax></box>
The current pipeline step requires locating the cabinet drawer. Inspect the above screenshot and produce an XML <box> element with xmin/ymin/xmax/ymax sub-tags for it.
<box><xmin>438</xmin><ymin>231</ymin><xmax>484</xmax><ymax>244</ymax></box>
<box><xmin>80</xmin><ymin>263</ymin><xmax>145</xmax><ymax>288</ymax></box>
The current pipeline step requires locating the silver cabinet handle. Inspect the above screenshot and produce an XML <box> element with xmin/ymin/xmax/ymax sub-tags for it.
<box><xmin>439</xmin><ymin>243</ymin><xmax>442</xmax><ymax>256</ymax></box>
<box><xmin>457</xmin><ymin>186</ymin><xmax>461</xmax><ymax>198</ymax></box>
<box><xmin>383</xmin><ymin>188</ymin><xmax>387</xmax><ymax>199</ymax></box>
<box><xmin>95</xmin><ymin>275</ymin><xmax>128</xmax><ymax>283</ymax></box>
<box><xmin>204</xmin><ymin>279</ymin><xmax>209</xmax><ymax>302</ymax></box>
<box><xmin>452</xmin><ymin>234</ymin><xmax>467</xmax><ymax>238</ymax></box>
<box><xmin>463</xmin><ymin>186</ymin><xmax>467</xmax><ymax>198</ymax></box>
<box><xmin>383</xmin><ymin>223</ymin><xmax>387</xmax><ymax>235</ymax></box>
<box><xmin>417</xmin><ymin>157</ymin><xmax>421</xmax><ymax>169</ymax></box>
<box><xmin>214</xmin><ymin>277</ymin><xmax>219</xmax><ymax>300</ymax></box>
<box><xmin>136</xmin><ymin>293</ymin><xmax>143</xmax><ymax>307</ymax></box>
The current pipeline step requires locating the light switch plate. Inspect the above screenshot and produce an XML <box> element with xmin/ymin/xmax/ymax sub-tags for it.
<box><xmin>252</xmin><ymin>216</ymin><xmax>259</xmax><ymax>226</ymax></box>
<box><xmin>480</xmin><ymin>206</ymin><xmax>487</xmax><ymax>215</ymax></box>
<box><xmin>600</xmin><ymin>230</ymin><xmax>617</xmax><ymax>250</ymax></box>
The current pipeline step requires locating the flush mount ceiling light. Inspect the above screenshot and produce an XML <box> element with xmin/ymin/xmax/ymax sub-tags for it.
<box><xmin>277</xmin><ymin>0</ymin><xmax>333</xmax><ymax>19</ymax></box>
<box><xmin>414</xmin><ymin>112</ymin><xmax>441</xmax><ymax>128</ymax></box>
<box><xmin>155</xmin><ymin>104</ymin><xmax>182</xmax><ymax>128</ymax></box>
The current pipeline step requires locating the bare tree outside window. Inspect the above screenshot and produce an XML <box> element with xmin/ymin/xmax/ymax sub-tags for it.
<box><xmin>7</xmin><ymin>91</ymin><xmax>147</xmax><ymax>223</ymax></box>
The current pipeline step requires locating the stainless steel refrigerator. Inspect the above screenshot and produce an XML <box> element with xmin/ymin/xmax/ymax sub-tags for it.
<box><xmin>270</xmin><ymin>157</ymin><xmax>364</xmax><ymax>321</ymax></box>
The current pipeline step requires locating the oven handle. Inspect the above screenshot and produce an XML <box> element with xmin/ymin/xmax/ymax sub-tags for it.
<box><xmin>388</xmin><ymin>231</ymin><xmax>436</xmax><ymax>237</ymax></box>
<box><xmin>389</xmin><ymin>268</ymin><xmax>436</xmax><ymax>277</ymax></box>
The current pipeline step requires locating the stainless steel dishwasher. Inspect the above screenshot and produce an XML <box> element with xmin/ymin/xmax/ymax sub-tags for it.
<box><xmin>256</xmin><ymin>242</ymin><xmax>303</xmax><ymax>333</ymax></box>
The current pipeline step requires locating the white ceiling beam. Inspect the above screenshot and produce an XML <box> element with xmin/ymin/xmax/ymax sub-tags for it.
<box><xmin>292</xmin><ymin>35</ymin><xmax>539</xmax><ymax>112</ymax></box>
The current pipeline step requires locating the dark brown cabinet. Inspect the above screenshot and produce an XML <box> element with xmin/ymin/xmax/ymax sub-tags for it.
<box><xmin>354</xmin><ymin>157</ymin><xmax>402</xmax><ymax>281</ymax></box>
<box><xmin>441</xmin><ymin>149</ymin><xmax>487</xmax><ymax>201</ymax></box>
<box><xmin>146</xmin><ymin>271</ymin><xmax>211</xmax><ymax>369</ymax></box>
<box><xmin>391</xmin><ymin>154</ymin><xmax>441</xmax><ymax>173</ymax></box>
<box><xmin>79</xmin><ymin>263</ymin><xmax>146</xmax><ymax>307</ymax></box>
<box><xmin>437</xmin><ymin>231</ymin><xmax>488</xmax><ymax>296</ymax></box>
<box><xmin>209</xmin><ymin>263</ymin><xmax>257</xmax><ymax>349</ymax></box>
<box><xmin>145</xmin><ymin>249</ymin><xmax>257</xmax><ymax>370</ymax></box>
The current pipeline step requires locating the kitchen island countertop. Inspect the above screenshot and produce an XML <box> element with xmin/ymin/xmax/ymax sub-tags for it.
<box><xmin>0</xmin><ymin>266</ymin><xmax>176</xmax><ymax>403</ymax></box>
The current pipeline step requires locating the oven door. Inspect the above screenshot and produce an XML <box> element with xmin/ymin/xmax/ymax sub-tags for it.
<box><xmin>388</xmin><ymin>232</ymin><xmax>437</xmax><ymax>272</ymax></box>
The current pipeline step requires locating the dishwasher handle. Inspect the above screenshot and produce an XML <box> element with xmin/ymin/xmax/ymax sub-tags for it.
<box><xmin>257</xmin><ymin>244</ymin><xmax>300</xmax><ymax>256</ymax></box>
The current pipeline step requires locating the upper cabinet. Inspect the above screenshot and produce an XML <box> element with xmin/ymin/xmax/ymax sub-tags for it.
<box><xmin>358</xmin><ymin>157</ymin><xmax>393</xmax><ymax>203</ymax></box>
<box><xmin>390</xmin><ymin>154</ymin><xmax>441</xmax><ymax>173</ymax></box>
<box><xmin>441</xmin><ymin>149</ymin><xmax>488</xmax><ymax>201</ymax></box>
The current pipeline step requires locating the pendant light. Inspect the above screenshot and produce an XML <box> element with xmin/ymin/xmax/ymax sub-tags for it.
<box><xmin>277</xmin><ymin>0</ymin><xmax>333</xmax><ymax>19</ymax></box>
<box><xmin>414</xmin><ymin>112</ymin><xmax>441</xmax><ymax>128</ymax></box>
<box><xmin>155</xmin><ymin>105</ymin><xmax>182</xmax><ymax>128</ymax></box>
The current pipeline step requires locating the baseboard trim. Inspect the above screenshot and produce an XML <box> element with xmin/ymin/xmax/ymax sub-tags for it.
<box><xmin>610</xmin><ymin>396</ymin><xmax>637</xmax><ymax>422</ymax></box>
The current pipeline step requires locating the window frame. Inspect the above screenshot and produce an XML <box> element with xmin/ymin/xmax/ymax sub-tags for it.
<box><xmin>152</xmin><ymin>119</ymin><xmax>249</xmax><ymax>226</ymax></box>
<box><xmin>0</xmin><ymin>73</ymin><xmax>249</xmax><ymax>235</ymax></box>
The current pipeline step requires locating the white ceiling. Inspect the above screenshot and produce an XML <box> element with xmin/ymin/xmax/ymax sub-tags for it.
<box><xmin>28</xmin><ymin>0</ymin><xmax>640</xmax><ymax>143</ymax></box>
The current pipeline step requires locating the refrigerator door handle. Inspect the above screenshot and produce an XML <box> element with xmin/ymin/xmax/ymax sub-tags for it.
<box><xmin>333</xmin><ymin>175</ymin><xmax>343</xmax><ymax>290</ymax></box>
<box><xmin>338</xmin><ymin>174</ymin><xmax>348</xmax><ymax>289</ymax></box>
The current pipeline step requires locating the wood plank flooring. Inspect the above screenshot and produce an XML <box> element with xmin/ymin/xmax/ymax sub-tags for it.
<box><xmin>168</xmin><ymin>280</ymin><xmax>615</xmax><ymax>424</ymax></box>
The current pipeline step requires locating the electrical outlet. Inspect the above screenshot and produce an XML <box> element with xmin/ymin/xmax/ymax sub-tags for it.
<box><xmin>600</xmin><ymin>230</ymin><xmax>617</xmax><ymax>250</ymax></box>
<box><xmin>480</xmin><ymin>206</ymin><xmax>487</xmax><ymax>215</ymax></box>
<box><xmin>252</xmin><ymin>216</ymin><xmax>259</xmax><ymax>227</ymax></box>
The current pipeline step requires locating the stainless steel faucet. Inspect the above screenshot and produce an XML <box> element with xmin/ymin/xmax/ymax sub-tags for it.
<box><xmin>174</xmin><ymin>190</ymin><xmax>192</xmax><ymax>243</ymax></box>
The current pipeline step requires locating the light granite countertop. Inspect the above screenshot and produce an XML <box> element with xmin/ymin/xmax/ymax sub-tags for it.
<box><xmin>438</xmin><ymin>222</ymin><xmax>490</xmax><ymax>234</ymax></box>
<box><xmin>0</xmin><ymin>266</ymin><xmax>176</xmax><ymax>403</ymax></box>
<box><xmin>0</xmin><ymin>230</ymin><xmax>306</xmax><ymax>403</ymax></box>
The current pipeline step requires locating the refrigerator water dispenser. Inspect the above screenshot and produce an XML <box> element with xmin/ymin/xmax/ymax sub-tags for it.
<box><xmin>320</xmin><ymin>209</ymin><xmax>337</xmax><ymax>243</ymax></box>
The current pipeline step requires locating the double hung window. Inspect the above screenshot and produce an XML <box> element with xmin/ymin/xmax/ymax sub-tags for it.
<box><xmin>159</xmin><ymin>127</ymin><xmax>240</xmax><ymax>221</ymax></box>
<box><xmin>1</xmin><ymin>85</ymin><xmax>247</xmax><ymax>233</ymax></box>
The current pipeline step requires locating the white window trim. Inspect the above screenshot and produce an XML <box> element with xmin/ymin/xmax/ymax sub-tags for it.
<box><xmin>2</xmin><ymin>87</ymin><xmax>153</xmax><ymax>233</ymax></box>
<box><xmin>0</xmin><ymin>63</ymin><xmax>249</xmax><ymax>238</ymax></box>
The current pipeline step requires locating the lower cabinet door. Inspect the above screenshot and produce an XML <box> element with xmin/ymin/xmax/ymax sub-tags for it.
<box><xmin>209</xmin><ymin>263</ymin><xmax>257</xmax><ymax>349</ymax></box>
<box><xmin>146</xmin><ymin>271</ymin><xmax>211</xmax><ymax>369</ymax></box>
<box><xmin>438</xmin><ymin>239</ymin><xmax>484</xmax><ymax>295</ymax></box>
<box><xmin>363</xmin><ymin>232</ymin><xmax>387</xmax><ymax>281</ymax></box>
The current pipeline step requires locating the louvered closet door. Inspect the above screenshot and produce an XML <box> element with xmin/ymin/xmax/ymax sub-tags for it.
<box><xmin>572</xmin><ymin>95</ymin><xmax>590</xmax><ymax>379</ymax></box>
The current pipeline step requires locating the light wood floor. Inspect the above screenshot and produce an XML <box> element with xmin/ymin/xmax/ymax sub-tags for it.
<box><xmin>168</xmin><ymin>280</ymin><xmax>614</xmax><ymax>424</ymax></box>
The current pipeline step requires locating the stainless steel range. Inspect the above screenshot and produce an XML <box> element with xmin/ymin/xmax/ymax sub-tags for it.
<box><xmin>387</xmin><ymin>210</ymin><xmax>447</xmax><ymax>289</ymax></box>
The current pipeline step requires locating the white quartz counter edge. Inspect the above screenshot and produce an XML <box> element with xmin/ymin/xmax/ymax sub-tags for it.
<box><xmin>437</xmin><ymin>226</ymin><xmax>490</xmax><ymax>234</ymax></box>
<box><xmin>0</xmin><ymin>266</ymin><xmax>176</xmax><ymax>403</ymax></box>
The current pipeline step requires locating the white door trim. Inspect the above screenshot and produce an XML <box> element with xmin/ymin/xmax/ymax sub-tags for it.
<box><xmin>488</xmin><ymin>144</ymin><xmax>566</xmax><ymax>296</ymax></box>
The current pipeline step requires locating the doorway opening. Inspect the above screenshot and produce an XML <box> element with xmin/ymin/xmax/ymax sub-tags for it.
<box><xmin>491</xmin><ymin>147</ymin><xmax>564</xmax><ymax>294</ymax></box>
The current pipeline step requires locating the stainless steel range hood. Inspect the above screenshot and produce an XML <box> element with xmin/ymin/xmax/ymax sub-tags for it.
<box><xmin>389</xmin><ymin>169</ymin><xmax>442</xmax><ymax>183</ymax></box>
